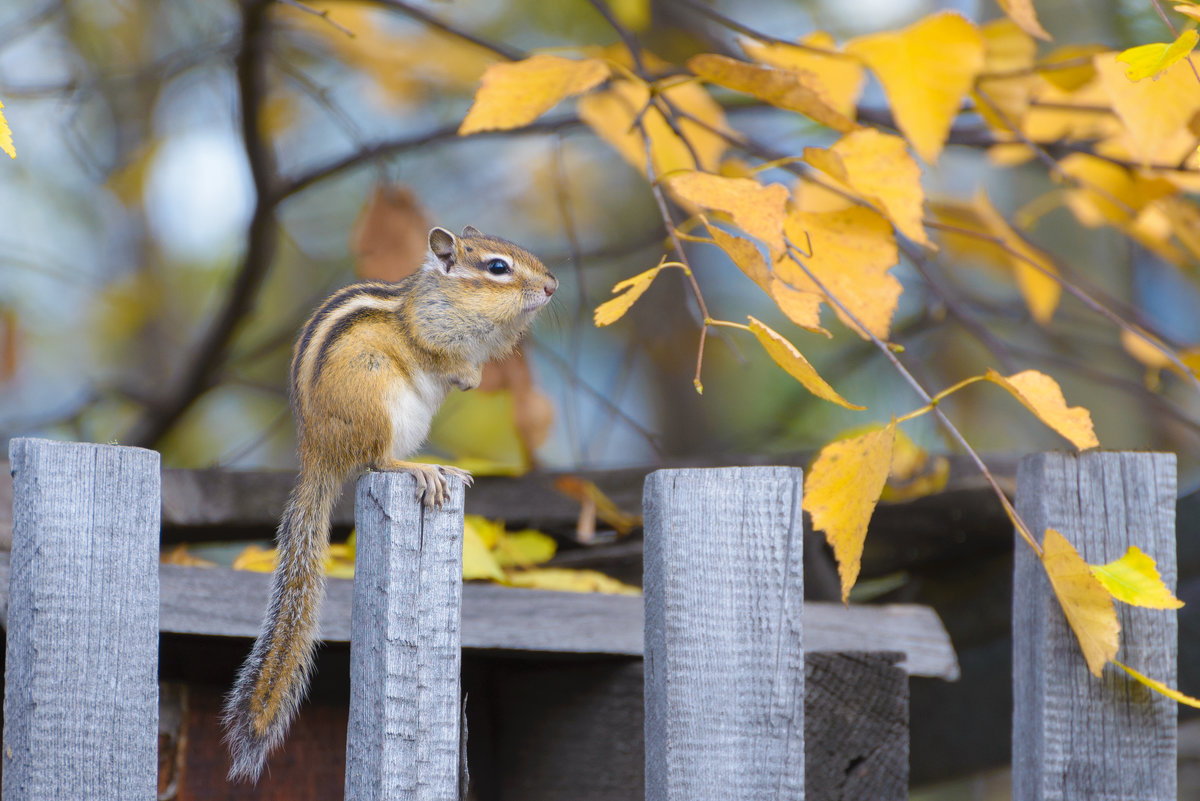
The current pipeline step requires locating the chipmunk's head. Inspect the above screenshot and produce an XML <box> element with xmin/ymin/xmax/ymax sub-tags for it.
<box><xmin>424</xmin><ymin>226</ymin><xmax>557</xmax><ymax>324</ymax></box>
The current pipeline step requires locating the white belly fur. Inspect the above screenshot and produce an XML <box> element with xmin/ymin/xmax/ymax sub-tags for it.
<box><xmin>388</xmin><ymin>371</ymin><xmax>449</xmax><ymax>459</ymax></box>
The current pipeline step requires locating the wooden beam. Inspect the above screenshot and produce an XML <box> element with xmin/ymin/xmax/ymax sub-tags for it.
<box><xmin>1014</xmin><ymin>452</ymin><xmax>1177</xmax><ymax>800</ymax></box>
<box><xmin>344</xmin><ymin>472</ymin><xmax>464</xmax><ymax>801</ymax></box>
<box><xmin>643</xmin><ymin>467</ymin><xmax>806</xmax><ymax>801</ymax></box>
<box><xmin>4</xmin><ymin>438</ymin><xmax>160</xmax><ymax>801</ymax></box>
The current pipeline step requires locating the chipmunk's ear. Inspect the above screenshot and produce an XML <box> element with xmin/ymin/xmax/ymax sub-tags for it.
<box><xmin>429</xmin><ymin>227</ymin><xmax>456</xmax><ymax>272</ymax></box>
<box><xmin>461</xmin><ymin>225</ymin><xmax>483</xmax><ymax>238</ymax></box>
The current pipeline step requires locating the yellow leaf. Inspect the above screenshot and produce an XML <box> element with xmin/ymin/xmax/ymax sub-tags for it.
<box><xmin>1117</xmin><ymin>29</ymin><xmax>1199</xmax><ymax>82</ymax></box>
<box><xmin>845</xmin><ymin>12</ymin><xmax>985</xmax><ymax>163</ymax></box>
<box><xmin>553</xmin><ymin>476</ymin><xmax>641</xmax><ymax>535</ymax></box>
<box><xmin>232</xmin><ymin>544</ymin><xmax>277</xmax><ymax>573</ymax></box>
<box><xmin>973</xmin><ymin>19</ymin><xmax>1038</xmax><ymax>133</ymax></box>
<box><xmin>687</xmin><ymin>53</ymin><xmax>857</xmax><ymax>133</ymax></box>
<box><xmin>996</xmin><ymin>0</ymin><xmax>1052</xmax><ymax>41</ymax></box>
<box><xmin>1058</xmin><ymin>153</ymin><xmax>1177</xmax><ymax>227</ymax></box>
<box><xmin>769</xmin><ymin>278</ymin><xmax>829</xmax><ymax>335</ymax></box>
<box><xmin>666</xmin><ymin>172</ymin><xmax>788</xmax><ymax>255</ymax></box>
<box><xmin>610</xmin><ymin>0</ymin><xmax>650</xmax><ymax>31</ymax></box>
<box><xmin>503</xmin><ymin>567</ymin><xmax>641</xmax><ymax>595</ymax></box>
<box><xmin>465</xmin><ymin>514</ymin><xmax>505</xmax><ymax>549</ymax></box>
<box><xmin>0</xmin><ymin>99</ymin><xmax>15</xmax><ymax>159</ymax></box>
<box><xmin>985</xmin><ymin>369</ymin><xmax>1099</xmax><ymax>450</ymax></box>
<box><xmin>459</xmin><ymin>55</ymin><xmax>609</xmax><ymax>134</ymax></box>
<box><xmin>1090</xmin><ymin>546</ymin><xmax>1184</xmax><ymax>609</ymax></box>
<box><xmin>881</xmin><ymin>429</ymin><xmax>950</xmax><ymax>502</ymax></box>
<box><xmin>803</xmin><ymin>129</ymin><xmax>929</xmax><ymax>246</ymax></box>
<box><xmin>803</xmin><ymin>422</ymin><xmax>897</xmax><ymax>602</ymax></box>
<box><xmin>1121</xmin><ymin>328</ymin><xmax>1173</xmax><ymax>369</ymax></box>
<box><xmin>741</xmin><ymin>32</ymin><xmax>865</xmax><ymax>118</ymax></box>
<box><xmin>1178</xmin><ymin>5</ymin><xmax>1200</xmax><ymax>24</ymax></box>
<box><xmin>494</xmin><ymin>529</ymin><xmax>558</xmax><ymax>567</ymax></box>
<box><xmin>1041</xmin><ymin>528</ymin><xmax>1120</xmax><ymax>676</ymax></box>
<box><xmin>464</xmin><ymin>522</ymin><xmax>506</xmax><ymax>581</ymax></box>
<box><xmin>160</xmin><ymin>544</ymin><xmax>217</xmax><ymax>568</ymax></box>
<box><xmin>578</xmin><ymin>75</ymin><xmax>726</xmax><ymax>177</ymax></box>
<box><xmin>594</xmin><ymin>262</ymin><xmax>667</xmax><ymax>326</ymax></box>
<box><xmin>1038</xmin><ymin>44</ymin><xmax>1107</xmax><ymax>91</ymax></box>
<box><xmin>777</xmin><ymin>205</ymin><xmax>901</xmax><ymax>339</ymax></box>
<box><xmin>1113</xmin><ymin>660</ymin><xmax>1200</xmax><ymax>708</ymax></box>
<box><xmin>974</xmin><ymin>191</ymin><xmax>1061</xmax><ymax>325</ymax></box>
<box><xmin>705</xmin><ymin>222</ymin><xmax>771</xmax><ymax>291</ymax></box>
<box><xmin>747</xmin><ymin>316</ymin><xmax>864</xmax><ymax>409</ymax></box>
<box><xmin>1095</xmin><ymin>51</ymin><xmax>1200</xmax><ymax>165</ymax></box>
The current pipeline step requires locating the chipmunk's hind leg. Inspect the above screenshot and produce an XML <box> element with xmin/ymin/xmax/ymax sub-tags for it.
<box><xmin>372</xmin><ymin>459</ymin><xmax>472</xmax><ymax>508</ymax></box>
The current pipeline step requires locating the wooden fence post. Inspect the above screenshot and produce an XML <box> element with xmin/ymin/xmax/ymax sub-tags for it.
<box><xmin>643</xmin><ymin>467</ymin><xmax>805</xmax><ymax>801</ymax></box>
<box><xmin>3</xmin><ymin>438</ymin><xmax>161</xmax><ymax>801</ymax></box>
<box><xmin>1014</xmin><ymin>451</ymin><xmax>1177</xmax><ymax>800</ymax></box>
<box><xmin>346</xmin><ymin>472</ymin><xmax>465</xmax><ymax>801</ymax></box>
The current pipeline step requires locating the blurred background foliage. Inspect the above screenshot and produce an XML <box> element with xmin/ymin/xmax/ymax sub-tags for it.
<box><xmin>0</xmin><ymin>0</ymin><xmax>1198</xmax><ymax>487</ymax></box>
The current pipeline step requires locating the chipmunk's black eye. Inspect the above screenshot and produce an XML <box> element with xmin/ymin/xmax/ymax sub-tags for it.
<box><xmin>486</xmin><ymin>258</ymin><xmax>511</xmax><ymax>276</ymax></box>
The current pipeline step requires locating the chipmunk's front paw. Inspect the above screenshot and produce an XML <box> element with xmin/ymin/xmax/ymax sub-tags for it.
<box><xmin>374</xmin><ymin>460</ymin><xmax>473</xmax><ymax>508</ymax></box>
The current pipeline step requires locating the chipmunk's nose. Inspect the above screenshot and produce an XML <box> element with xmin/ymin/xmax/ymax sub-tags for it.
<box><xmin>544</xmin><ymin>275</ymin><xmax>558</xmax><ymax>297</ymax></box>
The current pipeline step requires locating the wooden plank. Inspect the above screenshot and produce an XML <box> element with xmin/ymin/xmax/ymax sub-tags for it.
<box><xmin>1014</xmin><ymin>452</ymin><xmax>1177</xmax><ymax>801</ymax></box>
<box><xmin>0</xmin><ymin>552</ymin><xmax>957</xmax><ymax>677</ymax></box>
<box><xmin>805</xmin><ymin>652</ymin><xmax>908</xmax><ymax>801</ymax></box>
<box><xmin>345</xmin><ymin>471</ymin><xmax>464</xmax><ymax>801</ymax></box>
<box><xmin>3</xmin><ymin>438</ymin><xmax>160</xmax><ymax>801</ymax></box>
<box><xmin>643</xmin><ymin>467</ymin><xmax>805</xmax><ymax>801</ymax></box>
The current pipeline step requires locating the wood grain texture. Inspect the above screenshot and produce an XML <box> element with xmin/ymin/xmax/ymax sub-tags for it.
<box><xmin>643</xmin><ymin>467</ymin><xmax>805</xmax><ymax>801</ymax></box>
<box><xmin>3</xmin><ymin>438</ymin><xmax>161</xmax><ymax>801</ymax></box>
<box><xmin>1014</xmin><ymin>451</ymin><xmax>1177</xmax><ymax>801</ymax></box>
<box><xmin>804</xmin><ymin>652</ymin><xmax>908</xmax><ymax>801</ymax></box>
<box><xmin>345</xmin><ymin>471</ymin><xmax>463</xmax><ymax>801</ymax></box>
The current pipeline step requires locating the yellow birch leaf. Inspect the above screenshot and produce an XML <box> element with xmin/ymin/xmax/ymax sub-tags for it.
<box><xmin>232</xmin><ymin>544</ymin><xmax>277</xmax><ymax>573</ymax></box>
<box><xmin>1117</xmin><ymin>29</ymin><xmax>1199</xmax><ymax>82</ymax></box>
<box><xmin>803</xmin><ymin>422</ymin><xmax>897</xmax><ymax>602</ymax></box>
<box><xmin>972</xmin><ymin>191</ymin><xmax>1061</xmax><ymax>325</ymax></box>
<box><xmin>747</xmin><ymin>316</ymin><xmax>864</xmax><ymax>409</ymax></box>
<box><xmin>1114</xmin><ymin>660</ymin><xmax>1200</xmax><ymax>707</ymax></box>
<box><xmin>777</xmin><ymin>205</ymin><xmax>901</xmax><ymax>339</ymax></box>
<box><xmin>594</xmin><ymin>262</ymin><xmax>667</xmax><ymax>326</ymax></box>
<box><xmin>1160</xmin><ymin>195</ymin><xmax>1200</xmax><ymax>262</ymax></box>
<box><xmin>973</xmin><ymin>19</ymin><xmax>1038</xmax><ymax>133</ymax></box>
<box><xmin>463</xmin><ymin>522</ymin><xmax>506</xmax><ymax>581</ymax></box>
<box><xmin>1041</xmin><ymin>528</ymin><xmax>1120</xmax><ymax>677</ymax></box>
<box><xmin>494</xmin><ymin>529</ymin><xmax>558</xmax><ymax>568</ymax></box>
<box><xmin>1038</xmin><ymin>44</ymin><xmax>1106</xmax><ymax>91</ymax></box>
<box><xmin>459</xmin><ymin>55</ymin><xmax>609</xmax><ymax>134</ymax></box>
<box><xmin>160</xmin><ymin>544</ymin><xmax>217</xmax><ymax>568</ymax></box>
<box><xmin>503</xmin><ymin>567</ymin><xmax>641</xmax><ymax>595</ymax></box>
<box><xmin>741</xmin><ymin>32</ymin><xmax>865</xmax><ymax>119</ymax></box>
<box><xmin>880</xmin><ymin>429</ymin><xmax>950</xmax><ymax>502</ymax></box>
<box><xmin>996</xmin><ymin>0</ymin><xmax>1052</xmax><ymax>41</ymax></box>
<box><xmin>1095</xmin><ymin>52</ymin><xmax>1200</xmax><ymax>165</ymax></box>
<box><xmin>769</xmin><ymin>278</ymin><xmax>829</xmax><ymax>335</ymax></box>
<box><xmin>465</xmin><ymin>514</ymin><xmax>504</xmax><ymax>549</ymax></box>
<box><xmin>1090</xmin><ymin>546</ymin><xmax>1184</xmax><ymax>609</ymax></box>
<box><xmin>985</xmin><ymin>369</ymin><xmax>1099</xmax><ymax>450</ymax></box>
<box><xmin>845</xmin><ymin>12</ymin><xmax>985</xmax><ymax>163</ymax></box>
<box><xmin>705</xmin><ymin>221</ymin><xmax>771</xmax><ymax>291</ymax></box>
<box><xmin>687</xmin><ymin>54</ymin><xmax>857</xmax><ymax>133</ymax></box>
<box><xmin>1177</xmin><ymin>5</ymin><xmax>1200</xmax><ymax>23</ymax></box>
<box><xmin>0</xmin><ymin>100</ymin><xmax>14</xmax><ymax>159</ymax></box>
<box><xmin>1121</xmin><ymin>328</ymin><xmax>1172</xmax><ymax>369</ymax></box>
<box><xmin>1059</xmin><ymin>153</ymin><xmax>1177</xmax><ymax>227</ymax></box>
<box><xmin>803</xmin><ymin>129</ymin><xmax>929</xmax><ymax>246</ymax></box>
<box><xmin>666</xmin><ymin>171</ymin><xmax>788</xmax><ymax>255</ymax></box>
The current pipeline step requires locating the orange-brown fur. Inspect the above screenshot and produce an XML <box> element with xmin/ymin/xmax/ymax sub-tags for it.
<box><xmin>222</xmin><ymin>227</ymin><xmax>556</xmax><ymax>781</ymax></box>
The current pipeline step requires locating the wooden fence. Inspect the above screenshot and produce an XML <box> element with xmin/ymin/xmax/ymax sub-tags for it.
<box><xmin>0</xmin><ymin>437</ymin><xmax>1179</xmax><ymax>799</ymax></box>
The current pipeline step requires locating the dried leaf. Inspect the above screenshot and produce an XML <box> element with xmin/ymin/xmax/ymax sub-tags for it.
<box><xmin>494</xmin><ymin>529</ymin><xmax>558</xmax><ymax>568</ymax></box>
<box><xmin>0</xmin><ymin>307</ymin><xmax>17</xmax><ymax>384</ymax></box>
<box><xmin>996</xmin><ymin>0</ymin><xmax>1052</xmax><ymax>41</ymax></box>
<box><xmin>594</xmin><ymin>262</ymin><xmax>667</xmax><ymax>326</ymax></box>
<box><xmin>687</xmin><ymin>53</ymin><xmax>857</xmax><ymax>133</ymax></box>
<box><xmin>1095</xmin><ymin>51</ymin><xmax>1200</xmax><ymax>165</ymax></box>
<box><xmin>666</xmin><ymin>172</ymin><xmax>789</xmax><ymax>255</ymax></box>
<box><xmin>705</xmin><ymin>222</ymin><xmax>771</xmax><ymax>291</ymax></box>
<box><xmin>741</xmin><ymin>31</ymin><xmax>865</xmax><ymax>118</ymax></box>
<box><xmin>350</xmin><ymin>184</ymin><xmax>430</xmax><ymax>281</ymax></box>
<box><xmin>464</xmin><ymin>518</ymin><xmax>506</xmax><ymax>581</ymax></box>
<box><xmin>0</xmin><ymin>99</ymin><xmax>14</xmax><ymax>159</ymax></box>
<box><xmin>1113</xmin><ymin>660</ymin><xmax>1200</xmax><ymax>708</ymax></box>
<box><xmin>747</xmin><ymin>316</ymin><xmax>864</xmax><ymax>409</ymax></box>
<box><xmin>160</xmin><ymin>544</ymin><xmax>217</xmax><ymax>568</ymax></box>
<box><xmin>845</xmin><ymin>12</ymin><xmax>985</xmax><ymax>163</ymax></box>
<box><xmin>985</xmin><ymin>369</ymin><xmax>1099</xmax><ymax>450</ymax></box>
<box><xmin>1090</xmin><ymin>547</ymin><xmax>1184</xmax><ymax>609</ymax></box>
<box><xmin>1117</xmin><ymin>29</ymin><xmax>1199</xmax><ymax>82</ymax></box>
<box><xmin>769</xmin><ymin>279</ymin><xmax>828</xmax><ymax>335</ymax></box>
<box><xmin>777</xmin><ymin>205</ymin><xmax>901</xmax><ymax>339</ymax></box>
<box><xmin>803</xmin><ymin>422</ymin><xmax>897</xmax><ymax>602</ymax></box>
<box><xmin>803</xmin><ymin>128</ymin><xmax>929</xmax><ymax>246</ymax></box>
<box><xmin>1041</xmin><ymin>528</ymin><xmax>1119</xmax><ymax>676</ymax></box>
<box><xmin>459</xmin><ymin>55</ymin><xmax>609</xmax><ymax>134</ymax></box>
<box><xmin>554</xmin><ymin>476</ymin><xmax>640</xmax><ymax>535</ymax></box>
<box><xmin>503</xmin><ymin>567</ymin><xmax>641</xmax><ymax>595</ymax></box>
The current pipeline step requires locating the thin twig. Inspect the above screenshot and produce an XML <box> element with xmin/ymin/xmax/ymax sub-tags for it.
<box><xmin>277</xmin><ymin>0</ymin><xmax>356</xmax><ymax>37</ymax></box>
<box><xmin>345</xmin><ymin>0</ymin><xmax>524</xmax><ymax>61</ymax></box>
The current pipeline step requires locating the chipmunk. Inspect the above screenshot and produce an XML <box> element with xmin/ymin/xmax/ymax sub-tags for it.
<box><xmin>222</xmin><ymin>225</ymin><xmax>557</xmax><ymax>782</ymax></box>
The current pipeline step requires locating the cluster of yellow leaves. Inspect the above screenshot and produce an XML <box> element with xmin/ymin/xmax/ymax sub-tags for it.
<box><xmin>231</xmin><ymin>518</ymin><xmax>640</xmax><ymax>595</ymax></box>
<box><xmin>0</xmin><ymin>99</ymin><xmax>13</xmax><ymax>159</ymax></box>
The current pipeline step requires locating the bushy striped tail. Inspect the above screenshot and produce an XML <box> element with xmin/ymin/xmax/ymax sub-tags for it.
<box><xmin>222</xmin><ymin>469</ymin><xmax>340</xmax><ymax>782</ymax></box>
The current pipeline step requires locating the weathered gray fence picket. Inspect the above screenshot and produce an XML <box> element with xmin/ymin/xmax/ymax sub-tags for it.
<box><xmin>346</xmin><ymin>471</ymin><xmax>465</xmax><ymax>801</ymax></box>
<box><xmin>4</xmin><ymin>438</ymin><xmax>161</xmax><ymax>801</ymax></box>
<box><xmin>1014</xmin><ymin>451</ymin><xmax>1177</xmax><ymax>801</ymax></box>
<box><xmin>642</xmin><ymin>467</ymin><xmax>808</xmax><ymax>801</ymax></box>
